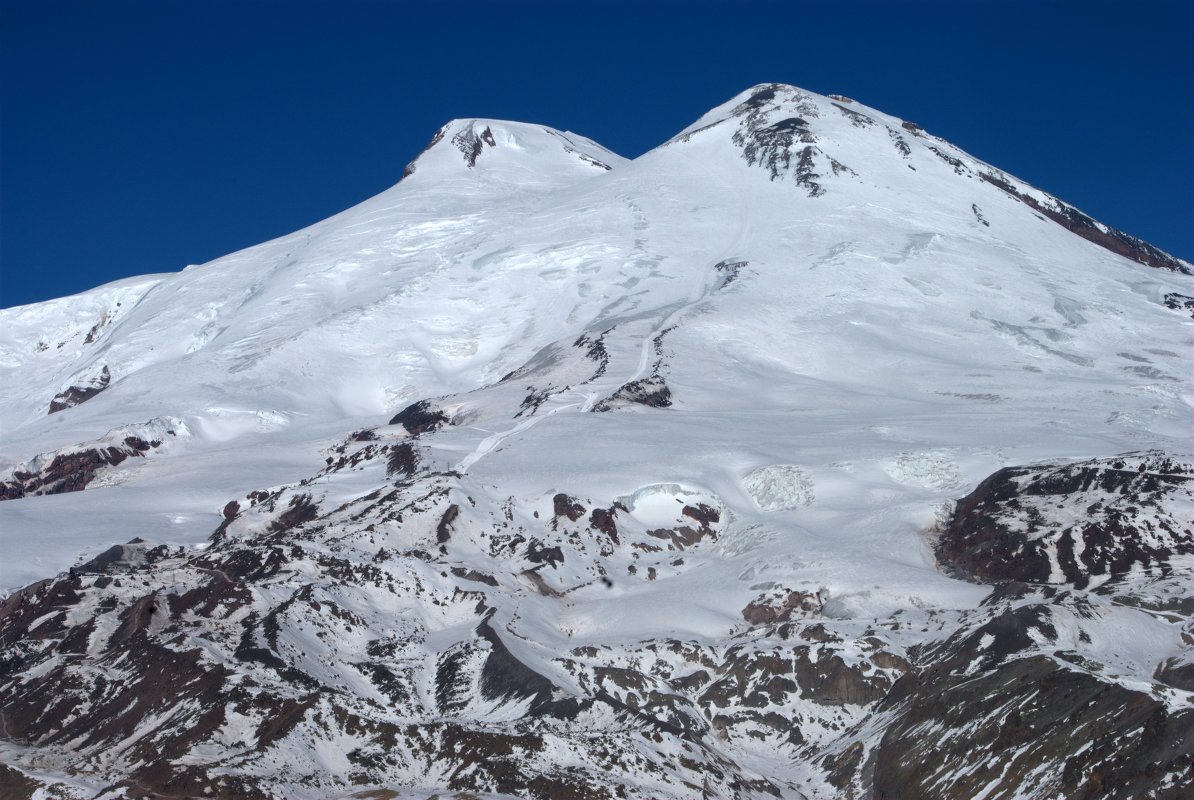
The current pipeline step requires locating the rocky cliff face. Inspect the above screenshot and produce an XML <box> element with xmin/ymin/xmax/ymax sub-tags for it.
<box><xmin>937</xmin><ymin>452</ymin><xmax>1194</xmax><ymax>588</ymax></box>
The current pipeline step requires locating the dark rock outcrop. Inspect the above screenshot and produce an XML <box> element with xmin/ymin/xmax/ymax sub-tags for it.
<box><xmin>978</xmin><ymin>171</ymin><xmax>1191</xmax><ymax>274</ymax></box>
<box><xmin>588</xmin><ymin>507</ymin><xmax>619</xmax><ymax>544</ymax></box>
<box><xmin>386</xmin><ymin>442</ymin><xmax>419</xmax><ymax>478</ymax></box>
<box><xmin>1163</xmin><ymin>292</ymin><xmax>1194</xmax><ymax>318</ymax></box>
<box><xmin>742</xmin><ymin>590</ymin><xmax>822</xmax><ymax>626</ymax></box>
<box><xmin>388</xmin><ymin>400</ymin><xmax>449</xmax><ymax>435</ymax></box>
<box><xmin>872</xmin><ymin>604</ymin><xmax>1194</xmax><ymax>800</ymax></box>
<box><xmin>552</xmin><ymin>492</ymin><xmax>586</xmax><ymax>522</ymax></box>
<box><xmin>48</xmin><ymin>365</ymin><xmax>111</xmax><ymax>414</ymax></box>
<box><xmin>714</xmin><ymin>258</ymin><xmax>748</xmax><ymax>289</ymax></box>
<box><xmin>645</xmin><ymin>504</ymin><xmax>721</xmax><ymax>551</ymax></box>
<box><xmin>453</xmin><ymin>124</ymin><xmax>497</xmax><ymax>168</ymax></box>
<box><xmin>593</xmin><ymin>375</ymin><xmax>671</xmax><ymax>411</ymax></box>
<box><xmin>721</xmin><ymin>84</ymin><xmax>854</xmax><ymax>194</ymax></box>
<box><xmin>937</xmin><ymin>452</ymin><xmax>1193</xmax><ymax>588</ymax></box>
<box><xmin>0</xmin><ymin>436</ymin><xmax>163</xmax><ymax>501</ymax></box>
<box><xmin>436</xmin><ymin>503</ymin><xmax>460</xmax><ymax>544</ymax></box>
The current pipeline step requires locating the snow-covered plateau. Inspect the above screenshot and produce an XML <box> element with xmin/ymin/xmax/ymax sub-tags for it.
<box><xmin>1</xmin><ymin>84</ymin><xmax>1191</xmax><ymax>799</ymax></box>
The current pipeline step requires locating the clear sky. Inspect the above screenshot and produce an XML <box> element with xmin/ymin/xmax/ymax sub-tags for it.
<box><xmin>2</xmin><ymin>0</ymin><xmax>1191</xmax><ymax>309</ymax></box>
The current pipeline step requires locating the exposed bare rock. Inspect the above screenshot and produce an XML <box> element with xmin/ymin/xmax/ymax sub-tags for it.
<box><xmin>75</xmin><ymin>538</ymin><xmax>178</xmax><ymax>575</ymax></box>
<box><xmin>888</xmin><ymin>128</ymin><xmax>912</xmax><ymax>158</ymax></box>
<box><xmin>822</xmin><ymin>740</ymin><xmax>865</xmax><ymax>791</ymax></box>
<box><xmin>451</xmin><ymin>567</ymin><xmax>499</xmax><ymax>587</ymax></box>
<box><xmin>832</xmin><ymin>102</ymin><xmax>875</xmax><ymax>127</ymax></box>
<box><xmin>978</xmin><ymin>171</ymin><xmax>1192</xmax><ymax>274</ymax></box>
<box><xmin>0</xmin><ymin>435</ymin><xmax>163</xmax><ymax>501</ymax></box>
<box><xmin>588</xmin><ymin>506</ymin><xmax>619</xmax><ymax>544</ymax></box>
<box><xmin>1163</xmin><ymin>292</ymin><xmax>1194</xmax><ymax>318</ymax></box>
<box><xmin>401</xmin><ymin>124</ymin><xmax>448</xmax><ymax>179</ymax></box>
<box><xmin>714</xmin><ymin>257</ymin><xmax>748</xmax><ymax>289</ymax></box>
<box><xmin>552</xmin><ymin>492</ymin><xmax>586</xmax><ymax>521</ymax></box>
<box><xmin>388</xmin><ymin>399</ymin><xmax>449</xmax><ymax>435</ymax></box>
<box><xmin>645</xmin><ymin>504</ymin><xmax>721</xmax><ymax>551</ymax></box>
<box><xmin>593</xmin><ymin>375</ymin><xmax>671</xmax><ymax>411</ymax></box>
<box><xmin>386</xmin><ymin>442</ymin><xmax>420</xmax><ymax>478</ymax></box>
<box><xmin>682</xmin><ymin>503</ymin><xmax>720</xmax><ymax>528</ymax></box>
<box><xmin>928</xmin><ymin>145</ymin><xmax>968</xmax><ymax>175</ymax></box>
<box><xmin>792</xmin><ymin>645</ymin><xmax>893</xmax><ymax>706</ymax></box>
<box><xmin>453</xmin><ymin>124</ymin><xmax>497</xmax><ymax>168</ymax></box>
<box><xmin>937</xmin><ymin>452</ymin><xmax>1194</xmax><ymax>588</ymax></box>
<box><xmin>48</xmin><ymin>365</ymin><xmax>110</xmax><ymax>414</ymax></box>
<box><xmin>871</xmin><ymin>604</ymin><xmax>1194</xmax><ymax>800</ymax></box>
<box><xmin>721</xmin><ymin>84</ymin><xmax>856</xmax><ymax>194</ymax></box>
<box><xmin>742</xmin><ymin>589</ymin><xmax>823</xmax><ymax>626</ymax></box>
<box><xmin>437</xmin><ymin>503</ymin><xmax>460</xmax><ymax>544</ymax></box>
<box><xmin>525</xmin><ymin>539</ymin><xmax>564</xmax><ymax>568</ymax></box>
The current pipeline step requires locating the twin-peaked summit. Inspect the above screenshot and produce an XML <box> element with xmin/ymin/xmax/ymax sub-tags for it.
<box><xmin>1</xmin><ymin>83</ymin><xmax>1192</xmax><ymax>800</ymax></box>
<box><xmin>410</xmin><ymin>82</ymin><xmax>1188</xmax><ymax>274</ymax></box>
<box><xmin>2</xmin><ymin>83</ymin><xmax>1189</xmax><ymax>496</ymax></box>
<box><xmin>405</xmin><ymin>82</ymin><xmax>918</xmax><ymax>189</ymax></box>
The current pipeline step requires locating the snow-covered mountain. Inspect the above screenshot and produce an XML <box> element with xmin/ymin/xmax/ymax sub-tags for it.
<box><xmin>1</xmin><ymin>84</ymin><xmax>1191</xmax><ymax>799</ymax></box>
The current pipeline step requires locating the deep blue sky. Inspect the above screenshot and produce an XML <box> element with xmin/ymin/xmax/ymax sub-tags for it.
<box><xmin>2</xmin><ymin>0</ymin><xmax>1191</xmax><ymax>309</ymax></box>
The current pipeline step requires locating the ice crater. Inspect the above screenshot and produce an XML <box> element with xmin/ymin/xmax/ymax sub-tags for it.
<box><xmin>615</xmin><ymin>483</ymin><xmax>716</xmax><ymax>528</ymax></box>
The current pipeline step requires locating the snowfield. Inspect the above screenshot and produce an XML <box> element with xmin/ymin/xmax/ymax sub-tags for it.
<box><xmin>1</xmin><ymin>84</ymin><xmax>1190</xmax><ymax>799</ymax></box>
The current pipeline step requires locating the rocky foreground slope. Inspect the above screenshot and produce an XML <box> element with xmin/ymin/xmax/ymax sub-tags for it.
<box><xmin>1</xmin><ymin>84</ymin><xmax>1192</xmax><ymax>798</ymax></box>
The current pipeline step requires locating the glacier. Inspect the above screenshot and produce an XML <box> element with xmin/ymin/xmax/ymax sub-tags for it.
<box><xmin>0</xmin><ymin>84</ymin><xmax>1190</xmax><ymax>799</ymax></box>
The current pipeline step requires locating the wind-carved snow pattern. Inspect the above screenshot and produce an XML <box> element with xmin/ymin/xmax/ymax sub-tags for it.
<box><xmin>1</xmin><ymin>83</ymin><xmax>1192</xmax><ymax>799</ymax></box>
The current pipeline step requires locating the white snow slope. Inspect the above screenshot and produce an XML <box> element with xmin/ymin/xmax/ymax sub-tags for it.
<box><xmin>1</xmin><ymin>84</ymin><xmax>1191</xmax><ymax>799</ymax></box>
